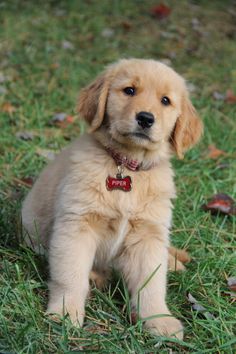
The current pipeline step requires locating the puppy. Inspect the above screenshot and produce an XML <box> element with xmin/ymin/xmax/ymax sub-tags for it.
<box><xmin>22</xmin><ymin>59</ymin><xmax>202</xmax><ymax>339</ymax></box>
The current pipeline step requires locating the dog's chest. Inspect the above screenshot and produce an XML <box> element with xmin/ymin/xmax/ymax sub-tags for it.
<box><xmin>108</xmin><ymin>217</ymin><xmax>129</xmax><ymax>260</ymax></box>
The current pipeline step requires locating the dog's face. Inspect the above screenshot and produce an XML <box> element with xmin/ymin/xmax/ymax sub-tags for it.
<box><xmin>78</xmin><ymin>59</ymin><xmax>203</xmax><ymax>158</ymax></box>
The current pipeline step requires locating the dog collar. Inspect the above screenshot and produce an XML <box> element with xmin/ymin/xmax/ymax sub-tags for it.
<box><xmin>106</xmin><ymin>147</ymin><xmax>158</xmax><ymax>171</ymax></box>
<box><xmin>106</xmin><ymin>147</ymin><xmax>141</xmax><ymax>171</ymax></box>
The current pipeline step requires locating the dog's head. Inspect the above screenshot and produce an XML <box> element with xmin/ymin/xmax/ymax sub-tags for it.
<box><xmin>78</xmin><ymin>59</ymin><xmax>203</xmax><ymax>159</ymax></box>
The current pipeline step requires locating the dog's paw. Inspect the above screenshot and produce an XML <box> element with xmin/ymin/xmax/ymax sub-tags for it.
<box><xmin>168</xmin><ymin>255</ymin><xmax>186</xmax><ymax>272</ymax></box>
<box><xmin>145</xmin><ymin>315</ymin><xmax>183</xmax><ymax>340</ymax></box>
<box><xmin>89</xmin><ymin>270</ymin><xmax>109</xmax><ymax>289</ymax></box>
<box><xmin>46</xmin><ymin>299</ymin><xmax>85</xmax><ymax>326</ymax></box>
<box><xmin>168</xmin><ymin>247</ymin><xmax>191</xmax><ymax>264</ymax></box>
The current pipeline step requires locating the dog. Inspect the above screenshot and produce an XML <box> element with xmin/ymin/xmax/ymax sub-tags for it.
<box><xmin>22</xmin><ymin>58</ymin><xmax>202</xmax><ymax>339</ymax></box>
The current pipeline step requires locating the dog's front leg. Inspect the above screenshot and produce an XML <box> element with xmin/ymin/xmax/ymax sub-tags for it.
<box><xmin>47</xmin><ymin>216</ymin><xmax>98</xmax><ymax>326</ymax></box>
<box><xmin>117</xmin><ymin>220</ymin><xmax>183</xmax><ymax>339</ymax></box>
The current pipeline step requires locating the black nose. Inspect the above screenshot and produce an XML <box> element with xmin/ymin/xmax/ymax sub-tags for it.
<box><xmin>136</xmin><ymin>111</ymin><xmax>155</xmax><ymax>129</ymax></box>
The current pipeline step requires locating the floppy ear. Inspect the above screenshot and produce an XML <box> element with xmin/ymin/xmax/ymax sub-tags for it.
<box><xmin>171</xmin><ymin>94</ymin><xmax>203</xmax><ymax>159</ymax></box>
<box><xmin>77</xmin><ymin>71</ymin><xmax>110</xmax><ymax>132</ymax></box>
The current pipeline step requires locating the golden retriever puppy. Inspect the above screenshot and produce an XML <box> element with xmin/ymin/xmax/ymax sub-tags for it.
<box><xmin>22</xmin><ymin>59</ymin><xmax>202</xmax><ymax>339</ymax></box>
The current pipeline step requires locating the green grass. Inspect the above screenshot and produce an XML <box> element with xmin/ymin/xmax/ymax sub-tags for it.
<box><xmin>0</xmin><ymin>0</ymin><xmax>236</xmax><ymax>352</ymax></box>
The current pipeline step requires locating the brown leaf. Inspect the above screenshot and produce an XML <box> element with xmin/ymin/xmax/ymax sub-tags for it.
<box><xmin>20</xmin><ymin>177</ymin><xmax>34</xmax><ymax>187</ymax></box>
<box><xmin>121</xmin><ymin>21</ymin><xmax>132</xmax><ymax>31</ymax></box>
<box><xmin>50</xmin><ymin>63</ymin><xmax>60</xmax><ymax>70</ymax></box>
<box><xmin>227</xmin><ymin>276</ymin><xmax>236</xmax><ymax>292</ymax></box>
<box><xmin>1</xmin><ymin>102</ymin><xmax>16</xmax><ymax>114</ymax></box>
<box><xmin>202</xmin><ymin>193</ymin><xmax>236</xmax><ymax>216</ymax></box>
<box><xmin>131</xmin><ymin>311</ymin><xmax>137</xmax><ymax>324</ymax></box>
<box><xmin>225</xmin><ymin>89</ymin><xmax>236</xmax><ymax>104</ymax></box>
<box><xmin>206</xmin><ymin>144</ymin><xmax>226</xmax><ymax>159</ymax></box>
<box><xmin>150</xmin><ymin>4</ymin><xmax>171</xmax><ymax>19</ymax></box>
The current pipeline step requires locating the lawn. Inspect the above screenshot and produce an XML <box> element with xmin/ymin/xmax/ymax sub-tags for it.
<box><xmin>0</xmin><ymin>1</ymin><xmax>236</xmax><ymax>353</ymax></box>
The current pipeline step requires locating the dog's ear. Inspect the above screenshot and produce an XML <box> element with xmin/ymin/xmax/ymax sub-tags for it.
<box><xmin>171</xmin><ymin>94</ymin><xmax>203</xmax><ymax>159</ymax></box>
<box><xmin>77</xmin><ymin>71</ymin><xmax>110</xmax><ymax>132</ymax></box>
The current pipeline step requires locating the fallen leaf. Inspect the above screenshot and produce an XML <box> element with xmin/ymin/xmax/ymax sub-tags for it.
<box><xmin>61</xmin><ymin>40</ymin><xmax>74</xmax><ymax>50</ymax></box>
<box><xmin>227</xmin><ymin>276</ymin><xmax>236</xmax><ymax>292</ymax></box>
<box><xmin>50</xmin><ymin>112</ymin><xmax>74</xmax><ymax>128</ymax></box>
<box><xmin>202</xmin><ymin>193</ymin><xmax>236</xmax><ymax>216</ymax></box>
<box><xmin>187</xmin><ymin>293</ymin><xmax>215</xmax><ymax>320</ymax></box>
<box><xmin>14</xmin><ymin>176</ymin><xmax>34</xmax><ymax>187</ymax></box>
<box><xmin>50</xmin><ymin>63</ymin><xmax>60</xmax><ymax>70</ymax></box>
<box><xmin>216</xmin><ymin>163</ymin><xmax>230</xmax><ymax>170</ymax></box>
<box><xmin>51</xmin><ymin>112</ymin><xmax>67</xmax><ymax>122</ymax></box>
<box><xmin>222</xmin><ymin>291</ymin><xmax>236</xmax><ymax>299</ymax></box>
<box><xmin>225</xmin><ymin>89</ymin><xmax>236</xmax><ymax>104</ymax></box>
<box><xmin>1</xmin><ymin>102</ymin><xmax>16</xmax><ymax>114</ymax></box>
<box><xmin>150</xmin><ymin>4</ymin><xmax>171</xmax><ymax>19</ymax></box>
<box><xmin>131</xmin><ymin>311</ymin><xmax>137</xmax><ymax>324</ymax></box>
<box><xmin>15</xmin><ymin>131</ymin><xmax>36</xmax><ymax>141</ymax></box>
<box><xmin>206</xmin><ymin>144</ymin><xmax>226</xmax><ymax>159</ymax></box>
<box><xmin>212</xmin><ymin>91</ymin><xmax>225</xmax><ymax>101</ymax></box>
<box><xmin>36</xmin><ymin>148</ymin><xmax>56</xmax><ymax>160</ymax></box>
<box><xmin>121</xmin><ymin>21</ymin><xmax>132</xmax><ymax>31</ymax></box>
<box><xmin>101</xmin><ymin>28</ymin><xmax>114</xmax><ymax>38</ymax></box>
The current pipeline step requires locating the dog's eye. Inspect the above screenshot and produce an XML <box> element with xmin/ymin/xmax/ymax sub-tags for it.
<box><xmin>123</xmin><ymin>87</ymin><xmax>136</xmax><ymax>96</ymax></box>
<box><xmin>161</xmin><ymin>96</ymin><xmax>171</xmax><ymax>106</ymax></box>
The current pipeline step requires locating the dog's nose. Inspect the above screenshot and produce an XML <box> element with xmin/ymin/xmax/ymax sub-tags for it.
<box><xmin>136</xmin><ymin>112</ymin><xmax>155</xmax><ymax>129</ymax></box>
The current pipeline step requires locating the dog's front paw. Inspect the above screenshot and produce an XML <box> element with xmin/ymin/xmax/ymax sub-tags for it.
<box><xmin>46</xmin><ymin>297</ymin><xmax>85</xmax><ymax>326</ymax></box>
<box><xmin>145</xmin><ymin>315</ymin><xmax>183</xmax><ymax>340</ymax></box>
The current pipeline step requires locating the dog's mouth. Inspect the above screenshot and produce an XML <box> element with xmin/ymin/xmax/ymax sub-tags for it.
<box><xmin>123</xmin><ymin>132</ymin><xmax>152</xmax><ymax>141</ymax></box>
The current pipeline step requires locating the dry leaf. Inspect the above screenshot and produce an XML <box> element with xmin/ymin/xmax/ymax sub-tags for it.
<box><xmin>21</xmin><ymin>177</ymin><xmax>34</xmax><ymax>187</ymax></box>
<box><xmin>131</xmin><ymin>311</ymin><xmax>137</xmax><ymax>325</ymax></box>
<box><xmin>202</xmin><ymin>193</ymin><xmax>236</xmax><ymax>216</ymax></box>
<box><xmin>50</xmin><ymin>63</ymin><xmax>60</xmax><ymax>70</ymax></box>
<box><xmin>51</xmin><ymin>112</ymin><xmax>74</xmax><ymax>128</ymax></box>
<box><xmin>61</xmin><ymin>40</ymin><xmax>74</xmax><ymax>50</ymax></box>
<box><xmin>151</xmin><ymin>4</ymin><xmax>171</xmax><ymax>19</ymax></box>
<box><xmin>16</xmin><ymin>131</ymin><xmax>36</xmax><ymax>141</ymax></box>
<box><xmin>206</xmin><ymin>144</ymin><xmax>226</xmax><ymax>159</ymax></box>
<box><xmin>121</xmin><ymin>21</ymin><xmax>132</xmax><ymax>31</ymax></box>
<box><xmin>227</xmin><ymin>276</ymin><xmax>236</xmax><ymax>292</ymax></box>
<box><xmin>225</xmin><ymin>89</ymin><xmax>236</xmax><ymax>104</ymax></box>
<box><xmin>212</xmin><ymin>91</ymin><xmax>225</xmax><ymax>101</ymax></box>
<box><xmin>187</xmin><ymin>293</ymin><xmax>215</xmax><ymax>320</ymax></box>
<box><xmin>101</xmin><ymin>28</ymin><xmax>114</xmax><ymax>38</ymax></box>
<box><xmin>1</xmin><ymin>102</ymin><xmax>16</xmax><ymax>114</ymax></box>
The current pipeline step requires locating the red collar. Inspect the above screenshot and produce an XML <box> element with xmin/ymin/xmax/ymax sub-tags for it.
<box><xmin>106</xmin><ymin>147</ymin><xmax>157</xmax><ymax>171</ymax></box>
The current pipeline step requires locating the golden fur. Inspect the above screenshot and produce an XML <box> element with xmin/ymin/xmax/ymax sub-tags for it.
<box><xmin>22</xmin><ymin>59</ymin><xmax>202</xmax><ymax>339</ymax></box>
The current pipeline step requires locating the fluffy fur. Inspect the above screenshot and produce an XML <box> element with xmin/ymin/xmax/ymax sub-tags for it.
<box><xmin>22</xmin><ymin>59</ymin><xmax>202</xmax><ymax>339</ymax></box>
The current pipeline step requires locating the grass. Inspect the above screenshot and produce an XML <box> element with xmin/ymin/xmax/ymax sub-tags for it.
<box><xmin>0</xmin><ymin>0</ymin><xmax>236</xmax><ymax>352</ymax></box>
